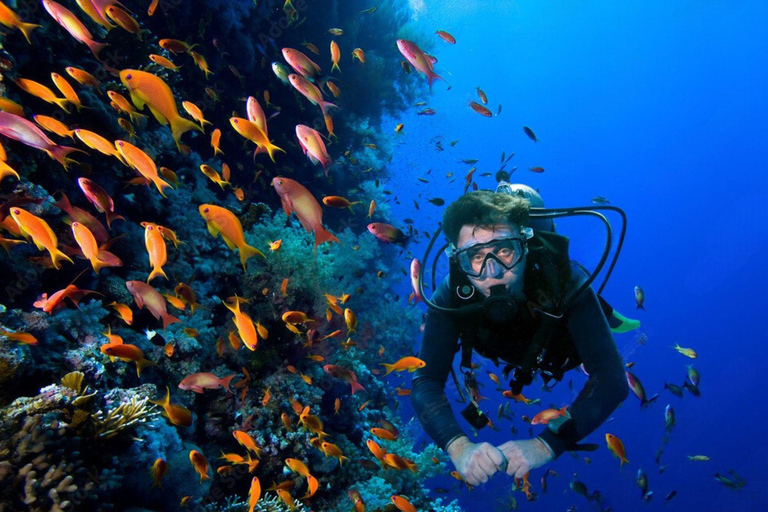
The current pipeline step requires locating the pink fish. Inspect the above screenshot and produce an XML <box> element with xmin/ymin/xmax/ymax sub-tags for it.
<box><xmin>125</xmin><ymin>280</ymin><xmax>181</xmax><ymax>329</ymax></box>
<box><xmin>397</xmin><ymin>39</ymin><xmax>444</xmax><ymax>90</ymax></box>
<box><xmin>282</xmin><ymin>48</ymin><xmax>322</xmax><ymax>80</ymax></box>
<box><xmin>0</xmin><ymin>111</ymin><xmax>82</xmax><ymax>168</ymax></box>
<box><xmin>272</xmin><ymin>177</ymin><xmax>339</xmax><ymax>250</ymax></box>
<box><xmin>179</xmin><ymin>372</ymin><xmax>236</xmax><ymax>394</ymax></box>
<box><xmin>295</xmin><ymin>124</ymin><xmax>332</xmax><ymax>175</ymax></box>
<box><xmin>42</xmin><ymin>0</ymin><xmax>107</xmax><ymax>59</ymax></box>
<box><xmin>246</xmin><ymin>96</ymin><xmax>269</xmax><ymax>157</ymax></box>
<box><xmin>410</xmin><ymin>258</ymin><xmax>422</xmax><ymax>302</ymax></box>
<box><xmin>77</xmin><ymin>178</ymin><xmax>124</xmax><ymax>228</ymax></box>
<box><xmin>368</xmin><ymin>222</ymin><xmax>406</xmax><ymax>244</ymax></box>
<box><xmin>288</xmin><ymin>74</ymin><xmax>337</xmax><ymax>118</ymax></box>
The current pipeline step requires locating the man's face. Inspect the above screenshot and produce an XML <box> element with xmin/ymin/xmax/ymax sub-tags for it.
<box><xmin>457</xmin><ymin>223</ymin><xmax>526</xmax><ymax>298</ymax></box>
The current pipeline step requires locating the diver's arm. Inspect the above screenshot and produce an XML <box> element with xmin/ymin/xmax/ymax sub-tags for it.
<box><xmin>410</xmin><ymin>280</ymin><xmax>466</xmax><ymax>451</ymax></box>
<box><xmin>537</xmin><ymin>285</ymin><xmax>629</xmax><ymax>457</ymax></box>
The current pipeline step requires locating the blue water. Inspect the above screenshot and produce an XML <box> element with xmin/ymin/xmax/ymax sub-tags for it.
<box><xmin>390</xmin><ymin>1</ymin><xmax>768</xmax><ymax>510</ymax></box>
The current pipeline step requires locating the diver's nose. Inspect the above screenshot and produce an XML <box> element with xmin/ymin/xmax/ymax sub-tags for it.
<box><xmin>483</xmin><ymin>258</ymin><xmax>505</xmax><ymax>279</ymax></box>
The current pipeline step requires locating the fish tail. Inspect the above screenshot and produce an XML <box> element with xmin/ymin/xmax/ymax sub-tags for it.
<box><xmin>427</xmin><ymin>70</ymin><xmax>445</xmax><ymax>90</ymax></box>
<box><xmin>264</xmin><ymin>141</ymin><xmax>286</xmax><ymax>163</ymax></box>
<box><xmin>50</xmin><ymin>247</ymin><xmax>74</xmax><ymax>270</ymax></box>
<box><xmin>104</xmin><ymin>211</ymin><xmax>124</xmax><ymax>229</ymax></box>
<box><xmin>87</xmin><ymin>39</ymin><xmax>108</xmax><ymax>60</ymax></box>
<box><xmin>152</xmin><ymin>176</ymin><xmax>173</xmax><ymax>198</ymax></box>
<box><xmin>150</xmin><ymin>386</ymin><xmax>171</xmax><ymax>407</ymax></box>
<box><xmin>161</xmin><ymin>311</ymin><xmax>181</xmax><ymax>329</ymax></box>
<box><xmin>17</xmin><ymin>22</ymin><xmax>41</xmax><ymax>44</ymax></box>
<box><xmin>148</xmin><ymin>266</ymin><xmax>168</xmax><ymax>283</ymax></box>
<box><xmin>136</xmin><ymin>357</ymin><xmax>157</xmax><ymax>378</ymax></box>
<box><xmin>380</xmin><ymin>363</ymin><xmax>394</xmax><ymax>376</ymax></box>
<box><xmin>219</xmin><ymin>374</ymin><xmax>237</xmax><ymax>393</ymax></box>
<box><xmin>238</xmin><ymin>243</ymin><xmax>266</xmax><ymax>270</ymax></box>
<box><xmin>331</xmin><ymin>62</ymin><xmax>341</xmax><ymax>73</ymax></box>
<box><xmin>313</xmin><ymin>227</ymin><xmax>339</xmax><ymax>251</ymax></box>
<box><xmin>45</xmin><ymin>145</ymin><xmax>84</xmax><ymax>169</ymax></box>
<box><xmin>91</xmin><ymin>257</ymin><xmax>112</xmax><ymax>274</ymax></box>
<box><xmin>319</xmin><ymin>100</ymin><xmax>339</xmax><ymax>118</ymax></box>
<box><xmin>170</xmin><ymin>115</ymin><xmax>204</xmax><ymax>149</ymax></box>
<box><xmin>128</xmin><ymin>111</ymin><xmax>148</xmax><ymax>123</ymax></box>
<box><xmin>350</xmin><ymin>380</ymin><xmax>365</xmax><ymax>395</ymax></box>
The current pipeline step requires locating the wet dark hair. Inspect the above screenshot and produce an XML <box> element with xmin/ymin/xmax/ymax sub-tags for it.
<box><xmin>442</xmin><ymin>190</ymin><xmax>530</xmax><ymax>245</ymax></box>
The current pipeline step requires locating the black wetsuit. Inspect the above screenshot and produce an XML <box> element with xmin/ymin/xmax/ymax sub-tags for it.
<box><xmin>410</xmin><ymin>264</ymin><xmax>629</xmax><ymax>457</ymax></box>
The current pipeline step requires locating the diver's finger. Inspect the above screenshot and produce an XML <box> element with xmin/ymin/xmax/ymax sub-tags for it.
<box><xmin>475</xmin><ymin>450</ymin><xmax>499</xmax><ymax>476</ymax></box>
<box><xmin>486</xmin><ymin>445</ymin><xmax>506</xmax><ymax>468</ymax></box>
<box><xmin>514</xmin><ymin>466</ymin><xmax>530</xmax><ymax>481</ymax></box>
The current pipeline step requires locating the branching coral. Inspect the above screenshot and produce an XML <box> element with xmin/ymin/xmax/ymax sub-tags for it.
<box><xmin>91</xmin><ymin>395</ymin><xmax>159</xmax><ymax>439</ymax></box>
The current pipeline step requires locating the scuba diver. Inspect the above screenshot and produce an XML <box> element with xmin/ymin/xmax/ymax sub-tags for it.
<box><xmin>410</xmin><ymin>178</ymin><xmax>638</xmax><ymax>486</ymax></box>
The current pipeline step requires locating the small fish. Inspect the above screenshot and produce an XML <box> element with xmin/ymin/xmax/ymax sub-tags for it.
<box><xmin>664</xmin><ymin>382</ymin><xmax>684</xmax><ymax>398</ymax></box>
<box><xmin>687</xmin><ymin>455</ymin><xmax>710</xmax><ymax>461</ymax></box>
<box><xmin>634</xmin><ymin>285</ymin><xmax>645</xmax><ymax>309</ymax></box>
<box><xmin>605</xmin><ymin>433</ymin><xmax>628</xmax><ymax>467</ymax></box>
<box><xmin>469</xmin><ymin>101</ymin><xmax>492</xmax><ymax>117</ymax></box>
<box><xmin>528</xmin><ymin>166</ymin><xmax>545</xmax><ymax>173</ymax></box>
<box><xmin>352</xmin><ymin>48</ymin><xmax>366</xmax><ymax>63</ymax></box>
<box><xmin>664</xmin><ymin>490</ymin><xmax>677</xmax><ymax>502</ymax></box>
<box><xmin>417</xmin><ymin>108</ymin><xmax>436</xmax><ymax>115</ymax></box>
<box><xmin>380</xmin><ymin>356</ymin><xmax>426</xmax><ymax>376</ymax></box>
<box><xmin>328</xmin><ymin>28</ymin><xmax>343</xmax><ymax>35</ymax></box>
<box><xmin>686</xmin><ymin>365</ymin><xmax>700</xmax><ymax>387</ymax></box>
<box><xmin>0</xmin><ymin>327</ymin><xmax>38</xmax><ymax>345</ymax></box>
<box><xmin>427</xmin><ymin>198</ymin><xmax>444</xmax><ymax>206</ymax></box>
<box><xmin>150</xmin><ymin>458</ymin><xmax>168</xmax><ymax>487</ymax></box>
<box><xmin>189</xmin><ymin>450</ymin><xmax>210</xmax><ymax>482</ymax></box>
<box><xmin>664</xmin><ymin>404</ymin><xmax>676</xmax><ymax>432</ymax></box>
<box><xmin>592</xmin><ymin>196</ymin><xmax>610</xmax><ymax>204</ymax></box>
<box><xmin>395</xmin><ymin>123</ymin><xmax>404</xmax><ymax>133</ymax></box>
<box><xmin>433</xmin><ymin>29</ymin><xmax>456</xmax><ymax>44</ymax></box>
<box><xmin>523</xmin><ymin>126</ymin><xmax>538</xmax><ymax>142</ymax></box>
<box><xmin>672</xmin><ymin>343</ymin><xmax>697</xmax><ymax>359</ymax></box>
<box><xmin>179</xmin><ymin>372</ymin><xmax>236</xmax><ymax>393</ymax></box>
<box><xmin>477</xmin><ymin>87</ymin><xmax>488</xmax><ymax>105</ymax></box>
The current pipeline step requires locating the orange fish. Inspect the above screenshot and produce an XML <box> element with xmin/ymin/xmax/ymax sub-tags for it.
<box><xmin>0</xmin><ymin>327</ymin><xmax>38</xmax><ymax>345</ymax></box>
<box><xmin>344</xmin><ymin>308</ymin><xmax>357</xmax><ymax>333</ymax></box>
<box><xmin>189</xmin><ymin>450</ymin><xmax>210</xmax><ymax>482</ymax></box>
<box><xmin>115</xmin><ymin>140</ymin><xmax>173</xmax><ymax>197</ymax></box>
<box><xmin>295</xmin><ymin>124</ymin><xmax>332</xmax><ymax>175</ymax></box>
<box><xmin>74</xmin><ymin>128</ymin><xmax>123</xmax><ymax>161</ymax></box>
<box><xmin>119</xmin><ymin>69</ymin><xmax>203</xmax><ymax>149</ymax></box>
<box><xmin>106</xmin><ymin>5</ymin><xmax>142</xmax><ymax>36</ymax></box>
<box><xmin>50</xmin><ymin>72</ymin><xmax>84</xmax><ymax>111</ymax></box>
<box><xmin>247</xmin><ymin>477</ymin><xmax>260</xmax><ymax>512</ymax></box>
<box><xmin>469</xmin><ymin>101</ymin><xmax>492</xmax><ymax>117</ymax></box>
<box><xmin>148</xmin><ymin>0</ymin><xmax>160</xmax><ymax>15</ymax></box>
<box><xmin>33</xmin><ymin>284</ymin><xmax>97</xmax><ymax>313</ymax></box>
<box><xmin>150</xmin><ymin>54</ymin><xmax>181</xmax><ymax>71</ymax></box>
<box><xmin>330</xmin><ymin>40</ymin><xmax>341</xmax><ymax>73</ymax></box>
<box><xmin>144</xmin><ymin>222</ymin><xmax>168</xmax><ymax>282</ymax></box>
<box><xmin>210</xmin><ymin>127</ymin><xmax>223</xmax><ymax>156</ymax></box>
<box><xmin>164</xmin><ymin>342</ymin><xmax>174</xmax><ymax>357</ymax></box>
<box><xmin>65</xmin><ymin>67</ymin><xmax>102</xmax><ymax>92</ymax></box>
<box><xmin>150</xmin><ymin>458</ymin><xmax>168</xmax><ymax>487</ymax></box>
<box><xmin>351</xmin><ymin>48</ymin><xmax>366</xmax><ymax>63</ymax></box>
<box><xmin>199</xmin><ymin>204</ymin><xmax>265</xmax><ymax>269</ymax></box>
<box><xmin>182</xmin><ymin>101</ymin><xmax>210</xmax><ymax>128</ymax></box>
<box><xmin>326</xmin><ymin>81</ymin><xmax>341</xmax><ymax>98</ymax></box>
<box><xmin>174</xmin><ymin>283</ymin><xmax>200</xmax><ymax>312</ymax></box>
<box><xmin>233</xmin><ymin>430</ymin><xmax>263</xmax><ymax>457</ymax></box>
<box><xmin>370</xmin><ymin>427</ymin><xmax>398</xmax><ymax>441</ymax></box>
<box><xmin>230</xmin><ymin>117</ymin><xmax>285</xmax><ymax>163</ymax></box>
<box><xmin>42</xmin><ymin>0</ymin><xmax>106</xmax><ymax>59</ymax></box>
<box><xmin>108</xmin><ymin>91</ymin><xmax>147</xmax><ymax>124</ymax></box>
<box><xmin>100</xmin><ymin>342</ymin><xmax>155</xmax><ymax>377</ymax></box>
<box><xmin>159</xmin><ymin>38</ymin><xmax>197</xmax><ymax>54</ymax></box>
<box><xmin>380</xmin><ymin>356</ymin><xmax>426</xmax><ymax>376</ymax></box>
<box><xmin>71</xmin><ymin>221</ymin><xmax>121</xmax><ymax>273</ymax></box>
<box><xmin>531</xmin><ymin>406</ymin><xmax>569</xmax><ymax>425</ymax></box>
<box><xmin>9</xmin><ymin>207</ymin><xmax>72</xmax><ymax>269</ymax></box>
<box><xmin>323</xmin><ymin>364</ymin><xmax>365</xmax><ymax>395</ymax></box>
<box><xmin>125</xmin><ymin>280</ymin><xmax>181</xmax><ymax>328</ymax></box>
<box><xmin>15</xmin><ymin>77</ymin><xmax>70</xmax><ymax>112</ymax></box>
<box><xmin>0</xmin><ymin>0</ymin><xmax>40</xmax><ymax>43</ymax></box>
<box><xmin>223</xmin><ymin>296</ymin><xmax>259</xmax><ymax>351</ymax></box>
<box><xmin>384</xmin><ymin>454</ymin><xmax>417</xmax><ymax>474</ymax></box>
<box><xmin>396</xmin><ymin>39</ymin><xmax>443</xmax><ymax>90</ymax></box>
<box><xmin>107</xmin><ymin>301</ymin><xmax>133</xmax><ymax>325</ymax></box>
<box><xmin>436</xmin><ymin>30</ymin><xmax>456</xmax><ymax>44</ymax></box>
<box><xmin>33</xmin><ymin>115</ymin><xmax>75</xmax><ymax>140</ymax></box>
<box><xmin>288</xmin><ymin>74</ymin><xmax>337</xmax><ymax>118</ymax></box>
<box><xmin>190</xmin><ymin>51</ymin><xmax>213</xmax><ymax>79</ymax></box>
<box><xmin>606</xmin><ymin>433</ymin><xmax>629</xmax><ymax>467</ymax></box>
<box><xmin>476</xmin><ymin>87</ymin><xmax>488</xmax><ymax>104</ymax></box>
<box><xmin>200</xmin><ymin>164</ymin><xmax>230</xmax><ymax>190</ymax></box>
<box><xmin>391</xmin><ymin>495</ymin><xmax>416</xmax><ymax>512</ymax></box>
<box><xmin>272</xmin><ymin>177</ymin><xmax>339</xmax><ymax>250</ymax></box>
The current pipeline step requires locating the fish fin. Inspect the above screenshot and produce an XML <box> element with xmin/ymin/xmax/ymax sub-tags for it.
<box><xmin>147</xmin><ymin>105</ymin><xmax>169</xmax><ymax>126</ymax></box>
<box><xmin>205</xmin><ymin>222</ymin><xmax>219</xmax><ymax>239</ymax></box>
<box><xmin>427</xmin><ymin>70</ymin><xmax>446</xmax><ymax>91</ymax></box>
<box><xmin>161</xmin><ymin>311</ymin><xmax>181</xmax><ymax>329</ymax></box>
<box><xmin>17</xmin><ymin>22</ymin><xmax>41</xmax><ymax>44</ymax></box>
<box><xmin>319</xmin><ymin>100</ymin><xmax>338</xmax><ymax>118</ymax></box>
<box><xmin>50</xmin><ymin>247</ymin><xmax>74</xmax><ymax>269</ymax></box>
<box><xmin>220</xmin><ymin>374</ymin><xmax>237</xmax><ymax>393</ymax></box>
<box><xmin>136</xmin><ymin>357</ymin><xmax>156</xmax><ymax>377</ymax></box>
<box><xmin>128</xmin><ymin>91</ymin><xmax>146</xmax><ymax>110</ymax></box>
<box><xmin>313</xmin><ymin>227</ymin><xmax>339</xmax><ymax>250</ymax></box>
<box><xmin>148</xmin><ymin>266</ymin><xmax>168</xmax><ymax>283</ymax></box>
<box><xmin>331</xmin><ymin>62</ymin><xmax>340</xmax><ymax>73</ymax></box>
<box><xmin>88</xmin><ymin>39</ymin><xmax>108</xmax><ymax>60</ymax></box>
<box><xmin>238</xmin><ymin>243</ymin><xmax>266</xmax><ymax>270</ymax></box>
<box><xmin>379</xmin><ymin>363</ymin><xmax>394</xmax><ymax>376</ymax></box>
<box><xmin>104</xmin><ymin>211</ymin><xmax>124</xmax><ymax>229</ymax></box>
<box><xmin>45</xmin><ymin>145</ymin><xmax>86</xmax><ymax>169</ymax></box>
<box><xmin>221</xmin><ymin>235</ymin><xmax>237</xmax><ymax>251</ymax></box>
<box><xmin>170</xmin><ymin>115</ymin><xmax>204</xmax><ymax>150</ymax></box>
<box><xmin>151</xmin><ymin>177</ymin><xmax>173</xmax><ymax>198</ymax></box>
<box><xmin>53</xmin><ymin>97</ymin><xmax>71</xmax><ymax>113</ymax></box>
<box><xmin>349</xmin><ymin>380</ymin><xmax>365</xmax><ymax>395</ymax></box>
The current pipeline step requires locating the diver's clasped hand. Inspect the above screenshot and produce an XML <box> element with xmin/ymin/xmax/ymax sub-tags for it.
<box><xmin>446</xmin><ymin>436</ymin><xmax>507</xmax><ymax>486</ymax></box>
<box><xmin>496</xmin><ymin>438</ymin><xmax>555</xmax><ymax>479</ymax></box>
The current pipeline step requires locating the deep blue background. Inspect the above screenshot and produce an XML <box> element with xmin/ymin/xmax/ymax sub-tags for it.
<box><xmin>382</xmin><ymin>1</ymin><xmax>768</xmax><ymax>510</ymax></box>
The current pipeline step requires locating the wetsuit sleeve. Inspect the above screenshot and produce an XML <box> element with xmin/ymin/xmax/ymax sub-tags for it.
<box><xmin>410</xmin><ymin>278</ymin><xmax>466</xmax><ymax>451</ymax></box>
<box><xmin>537</xmin><ymin>276</ymin><xmax>629</xmax><ymax>458</ymax></box>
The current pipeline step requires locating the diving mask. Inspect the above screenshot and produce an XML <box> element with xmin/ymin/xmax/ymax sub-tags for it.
<box><xmin>447</xmin><ymin>230</ymin><xmax>533</xmax><ymax>280</ymax></box>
